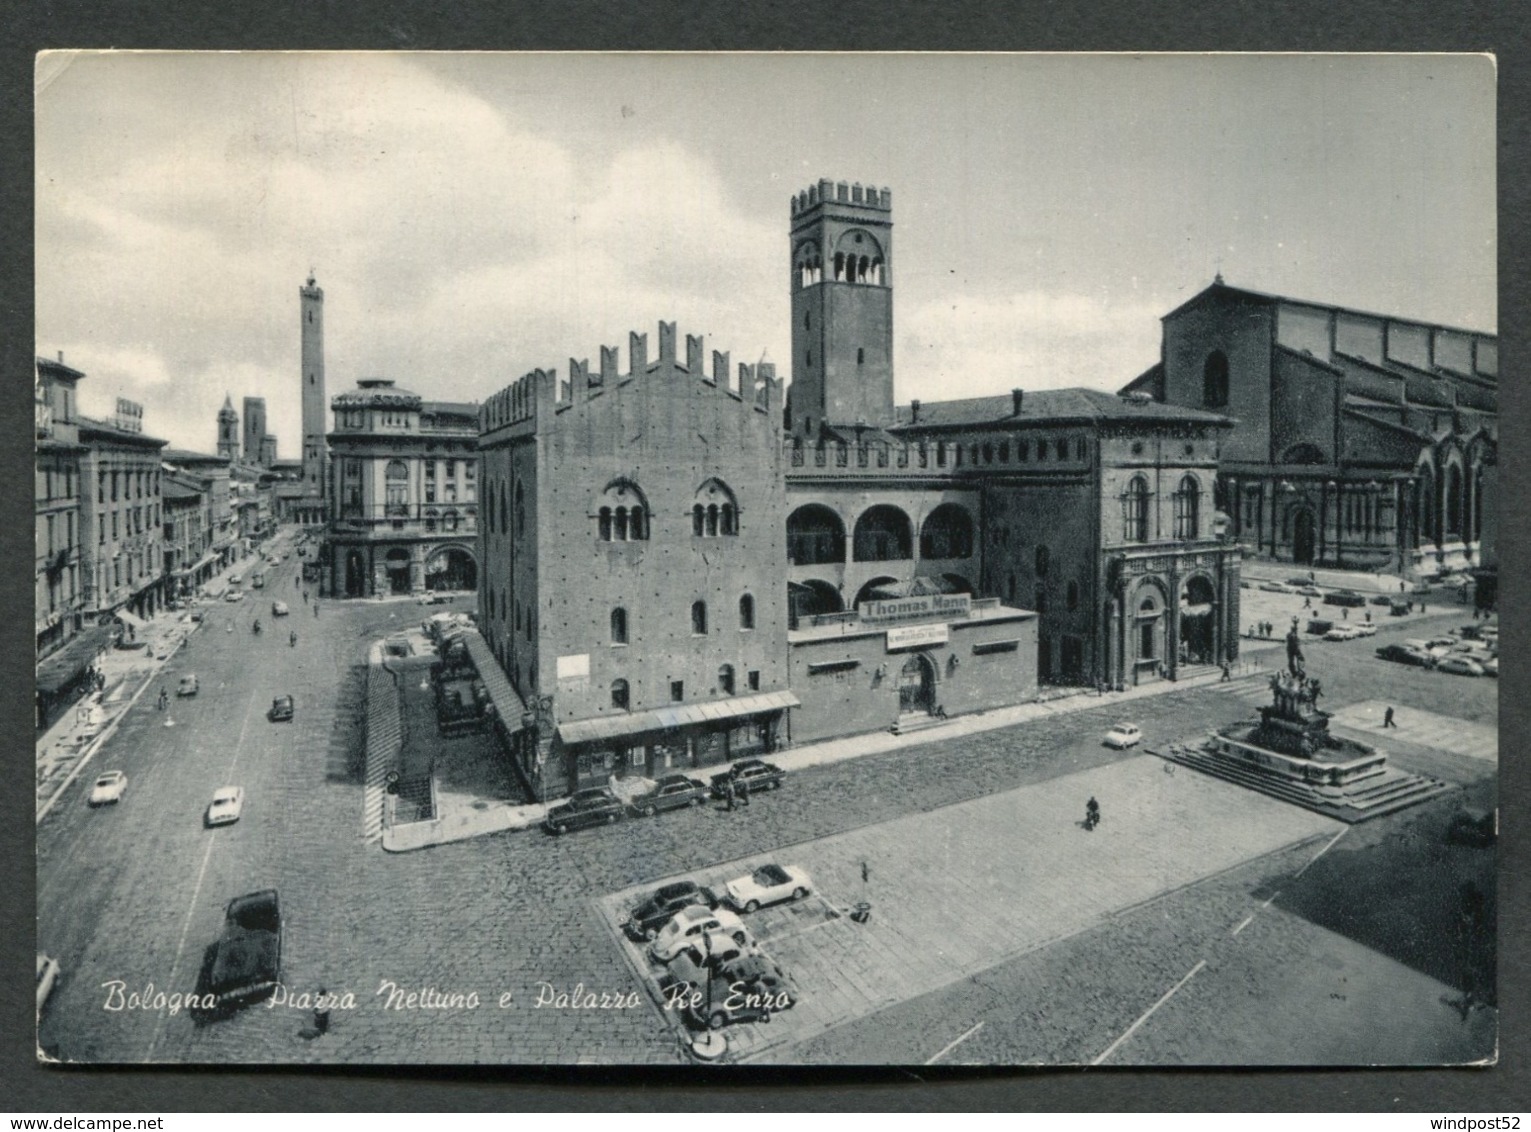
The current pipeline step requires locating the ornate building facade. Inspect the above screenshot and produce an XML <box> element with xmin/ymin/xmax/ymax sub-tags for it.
<box><xmin>323</xmin><ymin>379</ymin><xmax>479</xmax><ymax>597</ymax></box>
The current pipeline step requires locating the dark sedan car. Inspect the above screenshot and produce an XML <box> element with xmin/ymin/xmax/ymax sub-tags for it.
<box><xmin>710</xmin><ymin>759</ymin><xmax>786</xmax><ymax>798</ymax></box>
<box><xmin>1375</xmin><ymin>644</ymin><xmax>1432</xmax><ymax>667</ymax></box>
<box><xmin>542</xmin><ymin>787</ymin><xmax>626</xmax><ymax>835</ymax></box>
<box><xmin>629</xmin><ymin>774</ymin><xmax>709</xmax><ymax>817</ymax></box>
<box><xmin>621</xmin><ymin>880</ymin><xmax>719</xmax><ymax>941</ymax></box>
<box><xmin>268</xmin><ymin>695</ymin><xmax>295</xmax><ymax>722</ymax></box>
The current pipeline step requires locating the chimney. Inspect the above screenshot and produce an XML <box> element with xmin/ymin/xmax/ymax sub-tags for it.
<box><xmin>910</xmin><ymin>399</ymin><xmax>920</xmax><ymax>423</ymax></box>
<box><xmin>1012</xmin><ymin>388</ymin><xmax>1024</xmax><ymax>416</ymax></box>
<box><xmin>58</xmin><ymin>351</ymin><xmax>64</xmax><ymax>363</ymax></box>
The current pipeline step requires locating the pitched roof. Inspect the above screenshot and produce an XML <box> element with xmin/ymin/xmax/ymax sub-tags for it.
<box><xmin>1163</xmin><ymin>279</ymin><xmax>1495</xmax><ymax>339</ymax></box>
<box><xmin>892</xmin><ymin>387</ymin><xmax>1232</xmax><ymax>430</ymax></box>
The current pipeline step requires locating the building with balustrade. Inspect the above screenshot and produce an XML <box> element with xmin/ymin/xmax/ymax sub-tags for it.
<box><xmin>322</xmin><ymin>379</ymin><xmax>479</xmax><ymax>597</ymax></box>
<box><xmin>1119</xmin><ymin>279</ymin><xmax>1498</xmax><ymax>581</ymax></box>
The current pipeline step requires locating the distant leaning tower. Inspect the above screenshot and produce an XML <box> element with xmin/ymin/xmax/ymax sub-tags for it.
<box><xmin>300</xmin><ymin>274</ymin><xmax>326</xmax><ymax>494</ymax></box>
<box><xmin>216</xmin><ymin>394</ymin><xmax>239</xmax><ymax>461</ymax></box>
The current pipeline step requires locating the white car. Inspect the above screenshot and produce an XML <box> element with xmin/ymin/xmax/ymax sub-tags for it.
<box><xmin>1436</xmin><ymin>655</ymin><xmax>1485</xmax><ymax>677</ymax></box>
<box><xmin>1103</xmin><ymin>723</ymin><xmax>1142</xmax><ymax>749</ymax></box>
<box><xmin>1351</xmin><ymin>622</ymin><xmax>1378</xmax><ymax>637</ymax></box>
<box><xmin>224</xmin><ymin>589</ymin><xmax>244</xmax><ymax>602</ymax></box>
<box><xmin>723</xmin><ymin>863</ymin><xmax>814</xmax><ymax>913</ymax></box>
<box><xmin>271</xmin><ymin>601</ymin><xmax>290</xmax><ymax>617</ymax></box>
<box><xmin>1323</xmin><ymin>625</ymin><xmax>1364</xmax><ymax>641</ymax></box>
<box><xmin>649</xmin><ymin>904</ymin><xmax>751</xmax><ymax>962</ymax></box>
<box><xmin>177</xmin><ymin>674</ymin><xmax>199</xmax><ymax>696</ymax></box>
<box><xmin>88</xmin><ymin>770</ymin><xmax>127</xmax><ymax>806</ymax></box>
<box><xmin>205</xmin><ymin>786</ymin><xmax>245</xmax><ymax>827</ymax></box>
<box><xmin>228</xmin><ymin>574</ymin><xmax>242</xmax><ymax>585</ymax></box>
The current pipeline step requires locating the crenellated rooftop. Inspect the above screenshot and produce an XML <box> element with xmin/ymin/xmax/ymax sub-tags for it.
<box><xmin>791</xmin><ymin>178</ymin><xmax>892</xmax><ymax>216</ymax></box>
<box><xmin>480</xmin><ymin>320</ymin><xmax>781</xmax><ymax>437</ymax></box>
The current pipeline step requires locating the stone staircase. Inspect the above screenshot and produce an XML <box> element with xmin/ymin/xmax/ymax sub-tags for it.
<box><xmin>889</xmin><ymin>712</ymin><xmax>948</xmax><ymax>737</ymax></box>
<box><xmin>1150</xmin><ymin>742</ymin><xmax>1454</xmax><ymax>823</ymax></box>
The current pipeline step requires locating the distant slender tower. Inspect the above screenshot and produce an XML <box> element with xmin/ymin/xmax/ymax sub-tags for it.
<box><xmin>788</xmin><ymin>179</ymin><xmax>894</xmax><ymax>432</ymax></box>
<box><xmin>243</xmin><ymin>396</ymin><xmax>268</xmax><ymax>466</ymax></box>
<box><xmin>216</xmin><ymin>394</ymin><xmax>239</xmax><ymax>461</ymax></box>
<box><xmin>300</xmin><ymin>274</ymin><xmax>326</xmax><ymax>493</ymax></box>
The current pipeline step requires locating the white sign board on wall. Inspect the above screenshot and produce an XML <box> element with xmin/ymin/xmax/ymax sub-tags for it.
<box><xmin>886</xmin><ymin>623</ymin><xmax>949</xmax><ymax>651</ymax></box>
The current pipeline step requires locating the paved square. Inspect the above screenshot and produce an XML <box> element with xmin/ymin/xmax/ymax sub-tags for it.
<box><xmin>596</xmin><ymin>755</ymin><xmax>1341</xmax><ymax>1061</ymax></box>
<box><xmin>1328</xmin><ymin>700</ymin><xmax>1498</xmax><ymax>764</ymax></box>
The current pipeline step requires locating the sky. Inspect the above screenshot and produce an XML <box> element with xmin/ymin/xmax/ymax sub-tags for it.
<box><xmin>35</xmin><ymin>52</ymin><xmax>1496</xmax><ymax>455</ymax></box>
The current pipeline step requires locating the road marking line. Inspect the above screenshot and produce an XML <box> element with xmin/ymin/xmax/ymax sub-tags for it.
<box><xmin>1231</xmin><ymin>914</ymin><xmax>1254</xmax><ymax>936</ymax></box>
<box><xmin>145</xmin><ymin>834</ymin><xmax>216</xmax><ymax>1061</ymax></box>
<box><xmin>926</xmin><ymin>1021</ymin><xmax>984</xmax><ymax>1065</ymax></box>
<box><xmin>1092</xmin><ymin>959</ymin><xmax>1206</xmax><ymax>1066</ymax></box>
<box><xmin>1294</xmin><ymin>827</ymin><xmax>1347</xmax><ymax>878</ymax></box>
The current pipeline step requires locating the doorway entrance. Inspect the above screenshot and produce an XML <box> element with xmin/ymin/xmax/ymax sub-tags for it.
<box><xmin>1292</xmin><ymin>508</ymin><xmax>1316</xmax><ymax>565</ymax></box>
<box><xmin>897</xmin><ymin>652</ymin><xmax>936</xmax><ymax>715</ymax></box>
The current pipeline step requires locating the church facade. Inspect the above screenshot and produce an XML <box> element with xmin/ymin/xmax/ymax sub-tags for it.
<box><xmin>1120</xmin><ymin>280</ymin><xmax>1498</xmax><ymax>581</ymax></box>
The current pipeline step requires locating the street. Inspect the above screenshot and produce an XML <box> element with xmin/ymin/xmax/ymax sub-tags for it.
<box><xmin>36</xmin><ymin>565</ymin><xmax>1497</xmax><ymax>1065</ymax></box>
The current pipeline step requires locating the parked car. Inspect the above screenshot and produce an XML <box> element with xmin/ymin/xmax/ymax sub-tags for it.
<box><xmin>1306</xmin><ymin>618</ymin><xmax>1334</xmax><ymax>635</ymax></box>
<box><xmin>1370</xmin><ymin>594</ymin><xmax>1395</xmax><ymax>607</ymax></box>
<box><xmin>36</xmin><ymin>953</ymin><xmax>60</xmax><ymax>1016</ymax></box>
<box><xmin>271</xmin><ymin>601</ymin><xmax>290</xmax><ymax>617</ymax></box>
<box><xmin>205</xmin><ymin>786</ymin><xmax>245</xmax><ymax>827</ymax></box>
<box><xmin>542</xmin><ymin>787</ymin><xmax>626</xmax><ymax>834</ymax></box>
<box><xmin>88</xmin><ymin>770</ymin><xmax>127</xmax><ymax>806</ymax></box>
<box><xmin>1351</xmin><ymin>622</ymin><xmax>1378</xmax><ymax>637</ymax></box>
<box><xmin>188</xmin><ymin>609</ymin><xmax>206</xmax><ymax>622</ymax></box>
<box><xmin>1388</xmin><ymin>598</ymin><xmax>1412</xmax><ymax>616</ymax></box>
<box><xmin>672</xmin><ymin>967</ymin><xmax>778</xmax><ymax>1032</ymax></box>
<box><xmin>224</xmin><ymin>589</ymin><xmax>245</xmax><ymax>603</ymax></box>
<box><xmin>1375</xmin><ymin>644</ymin><xmax>1433</xmax><ymax>667</ymax></box>
<box><xmin>1323</xmin><ymin>590</ymin><xmax>1368</xmax><ymax>608</ymax></box>
<box><xmin>710</xmin><ymin>759</ymin><xmax>786</xmax><ymax>798</ymax></box>
<box><xmin>1436</xmin><ymin>655</ymin><xmax>1485</xmax><ymax>677</ymax></box>
<box><xmin>1481</xmin><ymin>656</ymin><xmax>1498</xmax><ymax>677</ymax></box>
<box><xmin>670</xmin><ymin>930</ymin><xmax>756</xmax><ymax>975</ymax></box>
<box><xmin>1296</xmin><ymin>585</ymin><xmax>1323</xmax><ymax>597</ymax></box>
<box><xmin>622</xmin><ymin>880</ymin><xmax>719</xmax><ymax>941</ymax></box>
<box><xmin>1323</xmin><ymin>625</ymin><xmax>1365</xmax><ymax>641</ymax></box>
<box><xmin>228</xmin><ymin>574</ymin><xmax>242</xmax><ymax>585</ymax></box>
<box><xmin>269</xmin><ymin>694</ymin><xmax>295</xmax><ymax>722</ymax></box>
<box><xmin>629</xmin><ymin>774</ymin><xmax>710</xmax><ymax>817</ymax></box>
<box><xmin>1103</xmin><ymin>723</ymin><xmax>1142</xmax><ymax>749</ymax></box>
<box><xmin>723</xmin><ymin>863</ymin><xmax>813</xmax><ymax>913</ymax></box>
<box><xmin>1404</xmin><ymin>639</ymin><xmax>1452</xmax><ymax>660</ymax></box>
<box><xmin>1259</xmin><ymin>581</ymin><xmax>1294</xmax><ymax>593</ymax></box>
<box><xmin>649</xmin><ymin>905</ymin><xmax>751</xmax><ymax>961</ymax></box>
<box><xmin>177</xmin><ymin>674</ymin><xmax>200</xmax><ymax>696</ymax></box>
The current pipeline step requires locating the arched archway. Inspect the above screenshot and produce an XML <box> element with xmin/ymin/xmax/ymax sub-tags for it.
<box><xmin>853</xmin><ymin>505</ymin><xmax>913</xmax><ymax>561</ymax></box>
<box><xmin>940</xmin><ymin>573</ymin><xmax>974</xmax><ymax>595</ymax></box>
<box><xmin>385</xmin><ymin>547</ymin><xmax>411</xmax><ymax>595</ymax></box>
<box><xmin>853</xmin><ymin>575</ymin><xmax>900</xmax><ymax>608</ymax></box>
<box><xmin>788</xmin><ymin>579</ymin><xmax>842</xmax><ymax>628</ymax></box>
<box><xmin>1132</xmin><ymin>582</ymin><xmax>1169</xmax><ymax>682</ymax></box>
<box><xmin>1445</xmin><ymin>462</ymin><xmax>1464</xmax><ymax>538</ymax></box>
<box><xmin>786</xmin><ymin>504</ymin><xmax>845</xmax><ymax>565</ymax></box>
<box><xmin>425</xmin><ymin>546</ymin><xmax>478</xmax><ymax>591</ymax></box>
<box><xmin>920</xmin><ymin>504</ymin><xmax>974</xmax><ymax>559</ymax></box>
<box><xmin>1203</xmin><ymin>351</ymin><xmax>1229</xmax><ymax>408</ymax></box>
<box><xmin>896</xmin><ymin>652</ymin><xmax>936</xmax><ymax>715</ymax></box>
<box><xmin>1180</xmin><ymin>574</ymin><xmax>1217</xmax><ymax>665</ymax></box>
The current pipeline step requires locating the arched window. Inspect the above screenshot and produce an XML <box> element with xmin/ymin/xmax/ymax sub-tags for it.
<box><xmin>1203</xmin><ymin>351</ymin><xmax>1230</xmax><ymax>408</ymax></box>
<box><xmin>497</xmin><ymin>483</ymin><xmax>507</xmax><ymax>534</ymax></box>
<box><xmin>515</xmin><ymin>481</ymin><xmax>525</xmax><ymax>536</ymax></box>
<box><xmin>384</xmin><ymin>459</ymin><xmax>410</xmax><ymax>517</ymax></box>
<box><xmin>718</xmin><ymin>664</ymin><xmax>736</xmax><ymax>695</ymax></box>
<box><xmin>424</xmin><ymin>508</ymin><xmax>438</xmax><ymax>532</ymax></box>
<box><xmin>920</xmin><ymin>504</ymin><xmax>974</xmax><ymax>559</ymax></box>
<box><xmin>611</xmin><ymin>679</ymin><xmax>629</xmax><ymax>710</ymax></box>
<box><xmin>443</xmin><ymin>510</ymin><xmax>459</xmax><ymax>532</ymax></box>
<box><xmin>1067</xmin><ymin>580</ymin><xmax>1080</xmax><ymax>611</ymax></box>
<box><xmin>1035</xmin><ymin>544</ymin><xmax>1051</xmax><ymax>577</ymax></box>
<box><xmin>739</xmin><ymin>593</ymin><xmax>755</xmax><ymax>630</ymax></box>
<box><xmin>1174</xmin><ymin>475</ymin><xmax>1200</xmax><ymax>539</ymax></box>
<box><xmin>611</xmin><ymin>607</ymin><xmax>628</xmax><ymax>645</ymax></box>
<box><xmin>1124</xmin><ymin>477</ymin><xmax>1150</xmax><ymax>542</ymax></box>
<box><xmin>595</xmin><ymin>479</ymin><xmax>649</xmax><ymax>542</ymax></box>
<box><xmin>691</xmin><ymin>601</ymin><xmax>708</xmax><ymax>636</ymax></box>
<box><xmin>693</xmin><ymin>479</ymin><xmax>739</xmax><ymax>537</ymax></box>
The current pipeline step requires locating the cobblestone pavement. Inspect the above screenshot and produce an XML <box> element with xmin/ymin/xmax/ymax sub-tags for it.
<box><xmin>36</xmin><ymin>552</ymin><xmax>1497</xmax><ymax>1066</ymax></box>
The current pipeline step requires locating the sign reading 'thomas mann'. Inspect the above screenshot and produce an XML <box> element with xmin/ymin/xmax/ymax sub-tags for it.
<box><xmin>860</xmin><ymin>593</ymin><xmax>971</xmax><ymax>625</ymax></box>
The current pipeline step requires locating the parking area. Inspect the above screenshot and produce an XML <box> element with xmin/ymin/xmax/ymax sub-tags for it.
<box><xmin>594</xmin><ymin>755</ymin><xmax>1341</xmax><ymax>1062</ymax></box>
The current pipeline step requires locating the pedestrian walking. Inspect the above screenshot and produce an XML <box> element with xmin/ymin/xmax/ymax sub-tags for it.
<box><xmin>1383</xmin><ymin>706</ymin><xmax>1397</xmax><ymax>729</ymax></box>
<box><xmin>1220</xmin><ymin>662</ymin><xmax>1231</xmax><ymax>682</ymax></box>
<box><xmin>157</xmin><ymin>687</ymin><xmax>168</xmax><ymax>711</ymax></box>
<box><xmin>1085</xmin><ymin>796</ymin><xmax>1101</xmax><ymax>830</ymax></box>
<box><xmin>723</xmin><ymin>778</ymin><xmax>736</xmax><ymax>812</ymax></box>
<box><xmin>861</xmin><ymin>860</ymin><xmax>870</xmax><ymax>885</ymax></box>
<box><xmin>314</xmin><ymin>602</ymin><xmax>320</xmax><ymax>618</ymax></box>
<box><xmin>303</xmin><ymin>590</ymin><xmax>309</xmax><ymax>604</ymax></box>
<box><xmin>1420</xmin><ymin>600</ymin><xmax>1426</xmax><ymax>614</ymax></box>
<box><xmin>313</xmin><ymin>987</ymin><xmax>331</xmax><ymax>1036</ymax></box>
<box><xmin>1364</xmin><ymin>609</ymin><xmax>1372</xmax><ymax>623</ymax></box>
<box><xmin>1303</xmin><ymin>595</ymin><xmax>1312</xmax><ymax>609</ymax></box>
<box><xmin>1342</xmin><ymin>606</ymin><xmax>1349</xmax><ymax>620</ymax></box>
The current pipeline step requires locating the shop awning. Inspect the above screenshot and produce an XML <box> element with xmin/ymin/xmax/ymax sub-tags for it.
<box><xmin>459</xmin><ymin>629</ymin><xmax>527</xmax><ymax>735</ymax></box>
<box><xmin>36</xmin><ymin>624</ymin><xmax>113</xmax><ymax>696</ymax></box>
<box><xmin>557</xmin><ymin>690</ymin><xmax>800</xmax><ymax>747</ymax></box>
<box><xmin>113</xmin><ymin>608</ymin><xmax>148</xmax><ymax>633</ymax></box>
